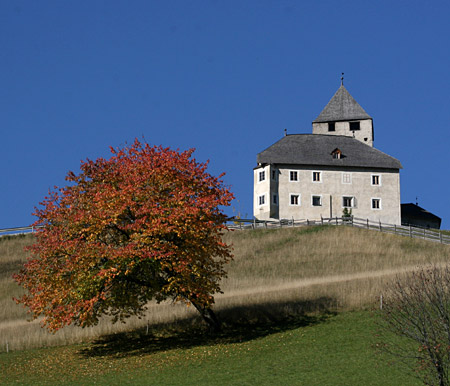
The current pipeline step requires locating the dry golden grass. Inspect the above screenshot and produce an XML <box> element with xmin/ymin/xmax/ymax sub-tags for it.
<box><xmin>0</xmin><ymin>234</ymin><xmax>33</xmax><ymax>323</ymax></box>
<box><xmin>1</xmin><ymin>226</ymin><xmax>449</xmax><ymax>351</ymax></box>
<box><xmin>215</xmin><ymin>225</ymin><xmax>450</xmax><ymax>316</ymax></box>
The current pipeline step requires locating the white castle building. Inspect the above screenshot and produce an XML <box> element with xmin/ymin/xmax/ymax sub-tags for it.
<box><xmin>253</xmin><ymin>83</ymin><xmax>402</xmax><ymax>224</ymax></box>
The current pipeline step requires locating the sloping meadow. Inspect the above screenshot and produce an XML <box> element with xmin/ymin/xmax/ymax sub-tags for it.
<box><xmin>1</xmin><ymin>226</ymin><xmax>449</xmax><ymax>351</ymax></box>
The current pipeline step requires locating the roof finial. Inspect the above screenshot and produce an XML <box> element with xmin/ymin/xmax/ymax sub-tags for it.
<box><xmin>284</xmin><ymin>128</ymin><xmax>287</xmax><ymax>137</ymax></box>
<box><xmin>341</xmin><ymin>72</ymin><xmax>344</xmax><ymax>86</ymax></box>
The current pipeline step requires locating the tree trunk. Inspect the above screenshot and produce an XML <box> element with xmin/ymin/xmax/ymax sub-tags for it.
<box><xmin>436</xmin><ymin>363</ymin><xmax>447</xmax><ymax>386</ymax></box>
<box><xmin>191</xmin><ymin>301</ymin><xmax>221</xmax><ymax>333</ymax></box>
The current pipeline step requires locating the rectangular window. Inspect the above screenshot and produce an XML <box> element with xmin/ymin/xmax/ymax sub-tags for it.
<box><xmin>349</xmin><ymin>121</ymin><xmax>360</xmax><ymax>131</ymax></box>
<box><xmin>342</xmin><ymin>173</ymin><xmax>352</xmax><ymax>184</ymax></box>
<box><xmin>258</xmin><ymin>195</ymin><xmax>265</xmax><ymax>206</ymax></box>
<box><xmin>290</xmin><ymin>171</ymin><xmax>298</xmax><ymax>181</ymax></box>
<box><xmin>273</xmin><ymin>194</ymin><xmax>278</xmax><ymax>205</ymax></box>
<box><xmin>312</xmin><ymin>171</ymin><xmax>321</xmax><ymax>182</ymax></box>
<box><xmin>271</xmin><ymin>170</ymin><xmax>277</xmax><ymax>180</ymax></box>
<box><xmin>372</xmin><ymin>175</ymin><xmax>381</xmax><ymax>185</ymax></box>
<box><xmin>290</xmin><ymin>194</ymin><xmax>300</xmax><ymax>206</ymax></box>
<box><xmin>258</xmin><ymin>170</ymin><xmax>265</xmax><ymax>182</ymax></box>
<box><xmin>312</xmin><ymin>195</ymin><xmax>322</xmax><ymax>207</ymax></box>
<box><xmin>372</xmin><ymin>198</ymin><xmax>381</xmax><ymax>209</ymax></box>
<box><xmin>328</xmin><ymin>122</ymin><xmax>335</xmax><ymax>132</ymax></box>
<box><xmin>342</xmin><ymin>196</ymin><xmax>354</xmax><ymax>208</ymax></box>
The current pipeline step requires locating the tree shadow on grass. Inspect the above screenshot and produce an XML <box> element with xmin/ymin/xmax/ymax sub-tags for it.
<box><xmin>79</xmin><ymin>296</ymin><xmax>337</xmax><ymax>359</ymax></box>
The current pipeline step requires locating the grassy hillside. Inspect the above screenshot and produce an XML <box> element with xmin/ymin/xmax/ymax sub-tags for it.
<box><xmin>1</xmin><ymin>226</ymin><xmax>449</xmax><ymax>385</ymax></box>
<box><xmin>0</xmin><ymin>310</ymin><xmax>423</xmax><ymax>386</ymax></box>
<box><xmin>218</xmin><ymin>226</ymin><xmax>450</xmax><ymax>315</ymax></box>
<box><xmin>1</xmin><ymin>226</ymin><xmax>449</xmax><ymax>352</ymax></box>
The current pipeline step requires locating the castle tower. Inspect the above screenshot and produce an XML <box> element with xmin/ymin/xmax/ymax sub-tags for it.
<box><xmin>312</xmin><ymin>84</ymin><xmax>374</xmax><ymax>147</ymax></box>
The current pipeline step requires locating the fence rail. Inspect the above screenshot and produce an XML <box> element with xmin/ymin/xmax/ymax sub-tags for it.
<box><xmin>1</xmin><ymin>219</ymin><xmax>449</xmax><ymax>245</ymax></box>
<box><xmin>0</xmin><ymin>225</ymin><xmax>41</xmax><ymax>236</ymax></box>
<box><xmin>226</xmin><ymin>217</ymin><xmax>450</xmax><ymax>245</ymax></box>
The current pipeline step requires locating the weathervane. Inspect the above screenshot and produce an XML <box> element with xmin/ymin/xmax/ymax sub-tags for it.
<box><xmin>341</xmin><ymin>72</ymin><xmax>344</xmax><ymax>86</ymax></box>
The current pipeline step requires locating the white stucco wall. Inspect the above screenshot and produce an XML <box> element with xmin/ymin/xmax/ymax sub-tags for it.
<box><xmin>312</xmin><ymin>119</ymin><xmax>374</xmax><ymax>147</ymax></box>
<box><xmin>254</xmin><ymin>164</ymin><xmax>401</xmax><ymax>225</ymax></box>
<box><xmin>253</xmin><ymin>165</ymin><xmax>271</xmax><ymax>219</ymax></box>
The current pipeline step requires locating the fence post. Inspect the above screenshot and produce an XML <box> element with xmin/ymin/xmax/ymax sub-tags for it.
<box><xmin>351</xmin><ymin>216</ymin><xmax>354</xmax><ymax>227</ymax></box>
<box><xmin>321</xmin><ymin>215</ymin><xmax>323</xmax><ymax>226</ymax></box>
<box><xmin>394</xmin><ymin>224</ymin><xmax>396</xmax><ymax>234</ymax></box>
<box><xmin>307</xmin><ymin>219</ymin><xmax>309</xmax><ymax>226</ymax></box>
<box><xmin>409</xmin><ymin>225</ymin><xmax>412</xmax><ymax>238</ymax></box>
<box><xmin>292</xmin><ymin>217</ymin><xmax>294</xmax><ymax>227</ymax></box>
<box><xmin>380</xmin><ymin>295</ymin><xmax>383</xmax><ymax>311</ymax></box>
<box><xmin>379</xmin><ymin>220</ymin><xmax>382</xmax><ymax>232</ymax></box>
<box><xmin>423</xmin><ymin>228</ymin><xmax>426</xmax><ymax>239</ymax></box>
<box><xmin>367</xmin><ymin>218</ymin><xmax>369</xmax><ymax>229</ymax></box>
<box><xmin>440</xmin><ymin>231</ymin><xmax>443</xmax><ymax>244</ymax></box>
<box><xmin>335</xmin><ymin>217</ymin><xmax>338</xmax><ymax>225</ymax></box>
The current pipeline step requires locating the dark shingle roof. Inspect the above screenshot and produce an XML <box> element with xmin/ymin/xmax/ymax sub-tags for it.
<box><xmin>401</xmin><ymin>204</ymin><xmax>442</xmax><ymax>222</ymax></box>
<box><xmin>313</xmin><ymin>85</ymin><xmax>371</xmax><ymax>123</ymax></box>
<box><xmin>257</xmin><ymin>134</ymin><xmax>402</xmax><ymax>169</ymax></box>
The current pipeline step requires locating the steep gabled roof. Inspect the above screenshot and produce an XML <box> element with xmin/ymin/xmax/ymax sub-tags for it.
<box><xmin>257</xmin><ymin>134</ymin><xmax>402</xmax><ymax>169</ymax></box>
<box><xmin>313</xmin><ymin>85</ymin><xmax>371</xmax><ymax>123</ymax></box>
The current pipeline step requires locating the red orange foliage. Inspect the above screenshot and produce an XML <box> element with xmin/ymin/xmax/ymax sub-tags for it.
<box><xmin>14</xmin><ymin>140</ymin><xmax>234</xmax><ymax>332</ymax></box>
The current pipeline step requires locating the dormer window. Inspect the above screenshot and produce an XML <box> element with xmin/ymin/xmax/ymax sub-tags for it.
<box><xmin>331</xmin><ymin>148</ymin><xmax>342</xmax><ymax>159</ymax></box>
<box><xmin>328</xmin><ymin>122</ymin><xmax>335</xmax><ymax>132</ymax></box>
<box><xmin>349</xmin><ymin>121</ymin><xmax>360</xmax><ymax>131</ymax></box>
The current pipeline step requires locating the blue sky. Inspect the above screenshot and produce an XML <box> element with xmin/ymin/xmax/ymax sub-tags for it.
<box><xmin>1</xmin><ymin>1</ymin><xmax>449</xmax><ymax>229</ymax></box>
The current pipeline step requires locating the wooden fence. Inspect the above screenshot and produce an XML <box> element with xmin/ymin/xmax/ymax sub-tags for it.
<box><xmin>226</xmin><ymin>217</ymin><xmax>450</xmax><ymax>245</ymax></box>
<box><xmin>1</xmin><ymin>218</ymin><xmax>449</xmax><ymax>245</ymax></box>
<box><xmin>0</xmin><ymin>225</ymin><xmax>42</xmax><ymax>237</ymax></box>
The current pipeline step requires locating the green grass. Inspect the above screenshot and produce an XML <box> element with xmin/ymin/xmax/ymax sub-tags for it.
<box><xmin>0</xmin><ymin>310</ymin><xmax>421</xmax><ymax>386</ymax></box>
<box><xmin>2</xmin><ymin>228</ymin><xmax>448</xmax><ymax>384</ymax></box>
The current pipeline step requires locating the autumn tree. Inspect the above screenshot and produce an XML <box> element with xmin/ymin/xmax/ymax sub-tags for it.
<box><xmin>14</xmin><ymin>139</ymin><xmax>234</xmax><ymax>333</ymax></box>
<box><xmin>380</xmin><ymin>264</ymin><xmax>450</xmax><ymax>386</ymax></box>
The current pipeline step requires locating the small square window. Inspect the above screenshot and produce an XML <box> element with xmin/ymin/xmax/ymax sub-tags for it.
<box><xmin>312</xmin><ymin>196</ymin><xmax>322</xmax><ymax>207</ymax></box>
<box><xmin>372</xmin><ymin>175</ymin><xmax>380</xmax><ymax>185</ymax></box>
<box><xmin>290</xmin><ymin>171</ymin><xmax>298</xmax><ymax>181</ymax></box>
<box><xmin>313</xmin><ymin>171</ymin><xmax>321</xmax><ymax>182</ymax></box>
<box><xmin>372</xmin><ymin>198</ymin><xmax>381</xmax><ymax>209</ymax></box>
<box><xmin>258</xmin><ymin>171</ymin><xmax>265</xmax><ymax>182</ymax></box>
<box><xmin>273</xmin><ymin>194</ymin><xmax>278</xmax><ymax>205</ymax></box>
<box><xmin>328</xmin><ymin>122</ymin><xmax>335</xmax><ymax>132</ymax></box>
<box><xmin>290</xmin><ymin>194</ymin><xmax>300</xmax><ymax>206</ymax></box>
<box><xmin>350</xmin><ymin>121</ymin><xmax>360</xmax><ymax>131</ymax></box>
<box><xmin>343</xmin><ymin>196</ymin><xmax>354</xmax><ymax>208</ymax></box>
<box><xmin>342</xmin><ymin>173</ymin><xmax>351</xmax><ymax>184</ymax></box>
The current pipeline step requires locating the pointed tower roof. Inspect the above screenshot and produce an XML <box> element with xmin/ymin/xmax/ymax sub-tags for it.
<box><xmin>313</xmin><ymin>85</ymin><xmax>371</xmax><ymax>123</ymax></box>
